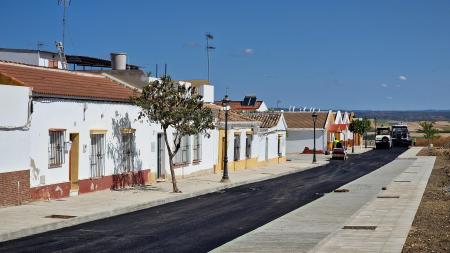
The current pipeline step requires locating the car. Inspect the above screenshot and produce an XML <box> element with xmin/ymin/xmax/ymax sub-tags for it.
<box><xmin>332</xmin><ymin>142</ymin><xmax>348</xmax><ymax>160</ymax></box>
<box><xmin>375</xmin><ymin>127</ymin><xmax>392</xmax><ymax>149</ymax></box>
<box><xmin>391</xmin><ymin>124</ymin><xmax>412</xmax><ymax>147</ymax></box>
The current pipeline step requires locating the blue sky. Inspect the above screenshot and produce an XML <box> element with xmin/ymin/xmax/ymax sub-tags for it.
<box><xmin>1</xmin><ymin>0</ymin><xmax>450</xmax><ymax>110</ymax></box>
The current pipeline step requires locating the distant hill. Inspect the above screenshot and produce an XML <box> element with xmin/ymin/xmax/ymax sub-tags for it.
<box><xmin>353</xmin><ymin>110</ymin><xmax>450</xmax><ymax>121</ymax></box>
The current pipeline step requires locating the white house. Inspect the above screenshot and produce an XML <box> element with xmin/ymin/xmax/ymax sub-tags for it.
<box><xmin>284</xmin><ymin>111</ymin><xmax>332</xmax><ymax>154</ymax></box>
<box><xmin>245</xmin><ymin>112</ymin><xmax>288</xmax><ymax>165</ymax></box>
<box><xmin>0</xmin><ymin>82</ymin><xmax>32</xmax><ymax>207</ymax></box>
<box><xmin>0</xmin><ymin>61</ymin><xmax>219</xmax><ymax>202</ymax></box>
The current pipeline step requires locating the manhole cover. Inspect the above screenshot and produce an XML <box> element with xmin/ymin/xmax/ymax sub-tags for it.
<box><xmin>45</xmin><ymin>214</ymin><xmax>77</xmax><ymax>219</ymax></box>
<box><xmin>377</xmin><ymin>195</ymin><xmax>400</xmax><ymax>198</ymax></box>
<box><xmin>342</xmin><ymin>225</ymin><xmax>377</xmax><ymax>230</ymax></box>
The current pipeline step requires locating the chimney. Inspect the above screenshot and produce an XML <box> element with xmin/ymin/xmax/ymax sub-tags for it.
<box><xmin>111</xmin><ymin>52</ymin><xmax>127</xmax><ymax>70</ymax></box>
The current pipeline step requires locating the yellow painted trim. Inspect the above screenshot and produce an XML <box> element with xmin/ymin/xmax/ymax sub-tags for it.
<box><xmin>90</xmin><ymin>129</ymin><xmax>107</xmax><ymax>135</ymax></box>
<box><xmin>246</xmin><ymin>131</ymin><xmax>253</xmax><ymax>135</ymax></box>
<box><xmin>121</xmin><ymin>128</ymin><xmax>136</xmax><ymax>134</ymax></box>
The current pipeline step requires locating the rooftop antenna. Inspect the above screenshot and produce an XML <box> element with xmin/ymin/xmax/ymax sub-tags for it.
<box><xmin>57</xmin><ymin>0</ymin><xmax>71</xmax><ymax>50</ymax></box>
<box><xmin>206</xmin><ymin>33</ymin><xmax>215</xmax><ymax>82</ymax></box>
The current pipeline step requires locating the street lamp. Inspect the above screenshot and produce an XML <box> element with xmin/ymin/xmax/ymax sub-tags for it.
<box><xmin>221</xmin><ymin>95</ymin><xmax>231</xmax><ymax>182</ymax></box>
<box><xmin>312</xmin><ymin>112</ymin><xmax>318</xmax><ymax>164</ymax></box>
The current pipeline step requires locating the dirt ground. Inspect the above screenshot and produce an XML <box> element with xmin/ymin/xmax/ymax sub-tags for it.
<box><xmin>402</xmin><ymin>148</ymin><xmax>450</xmax><ymax>253</ymax></box>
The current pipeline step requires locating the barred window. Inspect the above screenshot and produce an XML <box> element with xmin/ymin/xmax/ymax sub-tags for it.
<box><xmin>234</xmin><ymin>135</ymin><xmax>240</xmax><ymax>161</ymax></box>
<box><xmin>122</xmin><ymin>132</ymin><xmax>135</xmax><ymax>172</ymax></box>
<box><xmin>245</xmin><ymin>134</ymin><xmax>252</xmax><ymax>159</ymax></box>
<box><xmin>174</xmin><ymin>135</ymin><xmax>190</xmax><ymax>164</ymax></box>
<box><xmin>193</xmin><ymin>134</ymin><xmax>202</xmax><ymax>162</ymax></box>
<box><xmin>49</xmin><ymin>130</ymin><xmax>65</xmax><ymax>168</ymax></box>
<box><xmin>90</xmin><ymin>133</ymin><xmax>105</xmax><ymax>177</ymax></box>
<box><xmin>278</xmin><ymin>135</ymin><xmax>282</xmax><ymax>157</ymax></box>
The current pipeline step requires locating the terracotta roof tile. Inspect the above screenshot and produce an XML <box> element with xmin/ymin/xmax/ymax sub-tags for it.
<box><xmin>214</xmin><ymin>100</ymin><xmax>263</xmax><ymax>111</ymax></box>
<box><xmin>244</xmin><ymin>112</ymin><xmax>281</xmax><ymax>128</ymax></box>
<box><xmin>283</xmin><ymin>112</ymin><xmax>328</xmax><ymax>129</ymax></box>
<box><xmin>0</xmin><ymin>61</ymin><xmax>139</xmax><ymax>102</ymax></box>
<box><xmin>205</xmin><ymin>104</ymin><xmax>258</xmax><ymax>123</ymax></box>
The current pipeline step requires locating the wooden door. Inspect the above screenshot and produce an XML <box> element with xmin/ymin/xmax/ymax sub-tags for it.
<box><xmin>69</xmin><ymin>133</ymin><xmax>79</xmax><ymax>191</ymax></box>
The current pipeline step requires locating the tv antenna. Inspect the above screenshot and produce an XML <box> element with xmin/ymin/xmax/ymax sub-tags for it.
<box><xmin>58</xmin><ymin>0</ymin><xmax>71</xmax><ymax>50</ymax></box>
<box><xmin>205</xmin><ymin>33</ymin><xmax>215</xmax><ymax>82</ymax></box>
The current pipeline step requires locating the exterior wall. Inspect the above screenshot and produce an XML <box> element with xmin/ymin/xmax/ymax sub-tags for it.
<box><xmin>198</xmin><ymin>85</ymin><xmax>214</xmax><ymax>103</ymax></box>
<box><xmin>0</xmin><ymin>85</ymin><xmax>31</xmax><ymax>206</ymax></box>
<box><xmin>29</xmin><ymin>98</ymin><xmax>219</xmax><ymax>199</ymax></box>
<box><xmin>256</xmin><ymin>102</ymin><xmax>268</xmax><ymax>112</ymax></box>
<box><xmin>0</xmin><ymin>51</ymin><xmax>61</xmax><ymax>68</ymax></box>
<box><xmin>286</xmin><ymin>129</ymin><xmax>326</xmax><ymax>153</ymax></box>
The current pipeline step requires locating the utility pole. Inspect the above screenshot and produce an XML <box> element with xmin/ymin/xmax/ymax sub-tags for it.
<box><xmin>206</xmin><ymin>33</ymin><xmax>215</xmax><ymax>82</ymax></box>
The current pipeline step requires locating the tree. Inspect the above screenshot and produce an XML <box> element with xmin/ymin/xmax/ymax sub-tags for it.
<box><xmin>133</xmin><ymin>76</ymin><xmax>215</xmax><ymax>192</ymax></box>
<box><xmin>349</xmin><ymin>118</ymin><xmax>371</xmax><ymax>153</ymax></box>
<box><xmin>418</xmin><ymin>121</ymin><xmax>439</xmax><ymax>147</ymax></box>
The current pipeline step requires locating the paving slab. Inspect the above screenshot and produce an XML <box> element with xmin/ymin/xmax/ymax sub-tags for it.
<box><xmin>213</xmin><ymin>147</ymin><xmax>432</xmax><ymax>253</ymax></box>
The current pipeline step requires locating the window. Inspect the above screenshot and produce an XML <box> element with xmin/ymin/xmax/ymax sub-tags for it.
<box><xmin>122</xmin><ymin>132</ymin><xmax>135</xmax><ymax>172</ymax></box>
<box><xmin>49</xmin><ymin>130</ymin><xmax>65</xmax><ymax>168</ymax></box>
<box><xmin>90</xmin><ymin>133</ymin><xmax>105</xmax><ymax>177</ymax></box>
<box><xmin>234</xmin><ymin>134</ymin><xmax>241</xmax><ymax>161</ymax></box>
<box><xmin>278</xmin><ymin>135</ymin><xmax>282</xmax><ymax>157</ymax></box>
<box><xmin>245</xmin><ymin>134</ymin><xmax>252</xmax><ymax>159</ymax></box>
<box><xmin>174</xmin><ymin>135</ymin><xmax>190</xmax><ymax>164</ymax></box>
<box><xmin>193</xmin><ymin>134</ymin><xmax>202</xmax><ymax>162</ymax></box>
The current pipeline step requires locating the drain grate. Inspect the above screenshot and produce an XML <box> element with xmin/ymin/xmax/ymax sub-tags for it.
<box><xmin>45</xmin><ymin>214</ymin><xmax>77</xmax><ymax>219</ymax></box>
<box><xmin>334</xmin><ymin>189</ymin><xmax>350</xmax><ymax>193</ymax></box>
<box><xmin>394</xmin><ymin>180</ymin><xmax>411</xmax><ymax>182</ymax></box>
<box><xmin>342</xmin><ymin>225</ymin><xmax>377</xmax><ymax>230</ymax></box>
<box><xmin>377</xmin><ymin>195</ymin><xmax>400</xmax><ymax>198</ymax></box>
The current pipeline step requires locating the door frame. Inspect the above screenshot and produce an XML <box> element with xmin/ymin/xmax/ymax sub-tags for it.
<box><xmin>69</xmin><ymin>133</ymin><xmax>79</xmax><ymax>191</ymax></box>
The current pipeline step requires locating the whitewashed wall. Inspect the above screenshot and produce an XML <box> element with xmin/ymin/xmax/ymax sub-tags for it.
<box><xmin>286</xmin><ymin>129</ymin><xmax>326</xmax><ymax>153</ymax></box>
<box><xmin>0</xmin><ymin>85</ymin><xmax>31</xmax><ymax>173</ymax></box>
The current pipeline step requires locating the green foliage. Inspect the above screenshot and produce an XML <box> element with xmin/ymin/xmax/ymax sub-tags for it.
<box><xmin>418</xmin><ymin>121</ymin><xmax>439</xmax><ymax>145</ymax></box>
<box><xmin>349</xmin><ymin>118</ymin><xmax>371</xmax><ymax>135</ymax></box>
<box><xmin>132</xmin><ymin>76</ymin><xmax>215</xmax><ymax>192</ymax></box>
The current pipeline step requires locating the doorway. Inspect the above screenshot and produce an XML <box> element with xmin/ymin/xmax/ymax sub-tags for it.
<box><xmin>69</xmin><ymin>133</ymin><xmax>79</xmax><ymax>192</ymax></box>
<box><xmin>157</xmin><ymin>133</ymin><xmax>165</xmax><ymax>179</ymax></box>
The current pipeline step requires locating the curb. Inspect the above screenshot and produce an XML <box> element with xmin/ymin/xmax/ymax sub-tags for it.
<box><xmin>0</xmin><ymin>161</ymin><xmax>328</xmax><ymax>243</ymax></box>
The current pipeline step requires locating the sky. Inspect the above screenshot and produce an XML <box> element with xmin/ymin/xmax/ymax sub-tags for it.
<box><xmin>1</xmin><ymin>0</ymin><xmax>450</xmax><ymax>110</ymax></box>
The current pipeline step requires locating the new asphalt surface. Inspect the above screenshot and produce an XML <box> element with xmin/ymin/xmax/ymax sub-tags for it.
<box><xmin>0</xmin><ymin>148</ymin><xmax>407</xmax><ymax>253</ymax></box>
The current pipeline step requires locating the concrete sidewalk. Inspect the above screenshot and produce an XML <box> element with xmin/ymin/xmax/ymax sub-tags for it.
<box><xmin>213</xmin><ymin>147</ymin><xmax>434</xmax><ymax>253</ymax></box>
<box><xmin>0</xmin><ymin>153</ymin><xmax>336</xmax><ymax>243</ymax></box>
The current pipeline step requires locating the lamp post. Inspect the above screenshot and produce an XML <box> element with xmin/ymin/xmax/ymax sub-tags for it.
<box><xmin>312</xmin><ymin>112</ymin><xmax>318</xmax><ymax>164</ymax></box>
<box><xmin>221</xmin><ymin>95</ymin><xmax>230</xmax><ymax>182</ymax></box>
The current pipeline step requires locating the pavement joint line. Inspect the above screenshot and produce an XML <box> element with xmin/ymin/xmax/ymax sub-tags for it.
<box><xmin>0</xmin><ymin>161</ymin><xmax>328</xmax><ymax>243</ymax></box>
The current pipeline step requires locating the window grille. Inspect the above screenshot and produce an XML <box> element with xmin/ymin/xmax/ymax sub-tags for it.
<box><xmin>234</xmin><ymin>135</ymin><xmax>240</xmax><ymax>161</ymax></box>
<box><xmin>90</xmin><ymin>133</ymin><xmax>105</xmax><ymax>177</ymax></box>
<box><xmin>174</xmin><ymin>135</ymin><xmax>190</xmax><ymax>164</ymax></box>
<box><xmin>122</xmin><ymin>132</ymin><xmax>135</xmax><ymax>172</ymax></box>
<box><xmin>245</xmin><ymin>134</ymin><xmax>252</xmax><ymax>158</ymax></box>
<box><xmin>193</xmin><ymin>134</ymin><xmax>202</xmax><ymax>161</ymax></box>
<box><xmin>49</xmin><ymin>130</ymin><xmax>65</xmax><ymax>167</ymax></box>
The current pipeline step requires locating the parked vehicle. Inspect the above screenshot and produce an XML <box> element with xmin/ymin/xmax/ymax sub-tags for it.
<box><xmin>375</xmin><ymin>127</ymin><xmax>392</xmax><ymax>149</ymax></box>
<box><xmin>391</xmin><ymin>124</ymin><xmax>412</xmax><ymax>147</ymax></box>
<box><xmin>332</xmin><ymin>142</ymin><xmax>348</xmax><ymax>160</ymax></box>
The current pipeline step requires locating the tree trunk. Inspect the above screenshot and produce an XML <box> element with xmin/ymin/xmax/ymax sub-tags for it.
<box><xmin>163</xmin><ymin>128</ymin><xmax>181</xmax><ymax>193</ymax></box>
<box><xmin>352</xmin><ymin>132</ymin><xmax>355</xmax><ymax>153</ymax></box>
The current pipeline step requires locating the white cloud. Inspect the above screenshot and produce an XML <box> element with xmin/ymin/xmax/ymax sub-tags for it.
<box><xmin>243</xmin><ymin>48</ymin><xmax>254</xmax><ymax>56</ymax></box>
<box><xmin>399</xmin><ymin>75</ymin><xmax>407</xmax><ymax>81</ymax></box>
<box><xmin>380</xmin><ymin>83</ymin><xmax>388</xmax><ymax>88</ymax></box>
<box><xmin>385</xmin><ymin>96</ymin><xmax>393</xmax><ymax>100</ymax></box>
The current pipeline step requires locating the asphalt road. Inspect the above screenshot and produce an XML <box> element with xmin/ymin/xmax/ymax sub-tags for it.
<box><xmin>0</xmin><ymin>148</ymin><xmax>407</xmax><ymax>253</ymax></box>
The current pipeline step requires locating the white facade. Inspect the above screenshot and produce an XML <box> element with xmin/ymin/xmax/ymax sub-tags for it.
<box><xmin>286</xmin><ymin>129</ymin><xmax>326</xmax><ymax>153</ymax></box>
<box><xmin>256</xmin><ymin>101</ymin><xmax>268</xmax><ymax>112</ymax></box>
<box><xmin>0</xmin><ymin>85</ymin><xmax>31</xmax><ymax>173</ymax></box>
<box><xmin>0</xmin><ymin>50</ymin><xmax>62</xmax><ymax>69</ymax></box>
<box><xmin>29</xmin><ymin>98</ymin><xmax>219</xmax><ymax>188</ymax></box>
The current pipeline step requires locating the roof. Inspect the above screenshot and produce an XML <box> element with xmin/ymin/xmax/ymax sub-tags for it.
<box><xmin>0</xmin><ymin>61</ymin><xmax>139</xmax><ymax>102</ymax></box>
<box><xmin>283</xmin><ymin>112</ymin><xmax>329</xmax><ymax>129</ymax></box>
<box><xmin>214</xmin><ymin>100</ymin><xmax>264</xmax><ymax>111</ymax></box>
<box><xmin>244</xmin><ymin>112</ymin><xmax>281</xmax><ymax>128</ymax></box>
<box><xmin>205</xmin><ymin>104</ymin><xmax>259</xmax><ymax>123</ymax></box>
<box><xmin>92</xmin><ymin>69</ymin><xmax>149</xmax><ymax>90</ymax></box>
<box><xmin>328</xmin><ymin>124</ymin><xmax>348</xmax><ymax>133</ymax></box>
<box><xmin>183</xmin><ymin>79</ymin><xmax>211</xmax><ymax>87</ymax></box>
